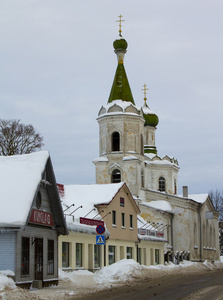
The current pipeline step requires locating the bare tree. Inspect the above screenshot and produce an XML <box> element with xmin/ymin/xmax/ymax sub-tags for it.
<box><xmin>0</xmin><ymin>119</ymin><xmax>44</xmax><ymax>156</ymax></box>
<box><xmin>209</xmin><ymin>189</ymin><xmax>223</xmax><ymax>221</ymax></box>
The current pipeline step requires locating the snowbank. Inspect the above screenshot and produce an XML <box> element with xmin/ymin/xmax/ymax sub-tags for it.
<box><xmin>1</xmin><ymin>258</ymin><xmax>223</xmax><ymax>299</ymax></box>
<box><xmin>0</xmin><ymin>271</ymin><xmax>16</xmax><ymax>291</ymax></box>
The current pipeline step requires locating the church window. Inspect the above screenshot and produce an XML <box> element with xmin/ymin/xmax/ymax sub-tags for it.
<box><xmin>174</xmin><ymin>179</ymin><xmax>177</xmax><ymax>194</ymax></box>
<box><xmin>111</xmin><ymin>169</ymin><xmax>121</xmax><ymax>183</ymax></box>
<box><xmin>141</xmin><ymin>169</ymin><xmax>144</xmax><ymax>188</ymax></box>
<box><xmin>141</xmin><ymin>134</ymin><xmax>144</xmax><ymax>155</ymax></box>
<box><xmin>159</xmin><ymin>177</ymin><xmax>165</xmax><ymax>192</ymax></box>
<box><xmin>112</xmin><ymin>132</ymin><xmax>120</xmax><ymax>151</ymax></box>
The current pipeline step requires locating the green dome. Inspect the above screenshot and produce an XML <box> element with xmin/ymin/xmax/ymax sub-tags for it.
<box><xmin>113</xmin><ymin>38</ymin><xmax>128</xmax><ymax>50</ymax></box>
<box><xmin>143</xmin><ymin>103</ymin><xmax>159</xmax><ymax>127</ymax></box>
<box><xmin>144</xmin><ymin>113</ymin><xmax>159</xmax><ymax>127</ymax></box>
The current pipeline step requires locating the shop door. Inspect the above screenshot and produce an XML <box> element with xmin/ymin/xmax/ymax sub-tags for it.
<box><xmin>35</xmin><ymin>238</ymin><xmax>43</xmax><ymax>280</ymax></box>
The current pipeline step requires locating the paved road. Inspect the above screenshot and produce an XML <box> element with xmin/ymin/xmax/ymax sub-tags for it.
<box><xmin>81</xmin><ymin>268</ymin><xmax>223</xmax><ymax>300</ymax></box>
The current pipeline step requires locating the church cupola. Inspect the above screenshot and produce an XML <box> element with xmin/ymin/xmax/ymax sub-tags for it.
<box><xmin>142</xmin><ymin>84</ymin><xmax>159</xmax><ymax>154</ymax></box>
<box><xmin>108</xmin><ymin>15</ymin><xmax>135</xmax><ymax>105</ymax></box>
<box><xmin>142</xmin><ymin>84</ymin><xmax>159</xmax><ymax>127</ymax></box>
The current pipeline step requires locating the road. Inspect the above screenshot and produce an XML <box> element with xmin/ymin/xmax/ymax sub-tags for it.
<box><xmin>81</xmin><ymin>268</ymin><xmax>223</xmax><ymax>300</ymax></box>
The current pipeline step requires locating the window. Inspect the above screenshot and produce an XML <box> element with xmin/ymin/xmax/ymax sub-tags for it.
<box><xmin>127</xmin><ymin>247</ymin><xmax>132</xmax><ymax>259</ymax></box>
<box><xmin>108</xmin><ymin>245</ymin><xmax>115</xmax><ymax>265</ymax></box>
<box><xmin>141</xmin><ymin>169</ymin><xmax>144</xmax><ymax>188</ymax></box>
<box><xmin>120</xmin><ymin>197</ymin><xmax>124</xmax><ymax>207</ymax></box>
<box><xmin>174</xmin><ymin>179</ymin><xmax>177</xmax><ymax>194</ymax></box>
<box><xmin>159</xmin><ymin>177</ymin><xmax>165</xmax><ymax>192</ymax></box>
<box><xmin>112</xmin><ymin>210</ymin><xmax>116</xmax><ymax>226</ymax></box>
<box><xmin>36</xmin><ymin>191</ymin><xmax>42</xmax><ymax>209</ymax></box>
<box><xmin>112</xmin><ymin>132</ymin><xmax>120</xmax><ymax>151</ymax></box>
<box><xmin>62</xmin><ymin>242</ymin><xmax>70</xmax><ymax>268</ymax></box>
<box><xmin>76</xmin><ymin>243</ymin><xmax>82</xmax><ymax>268</ymax></box>
<box><xmin>141</xmin><ymin>134</ymin><xmax>144</xmax><ymax>155</ymax></box>
<box><xmin>130</xmin><ymin>215</ymin><xmax>133</xmax><ymax>229</ymax></box>
<box><xmin>111</xmin><ymin>169</ymin><xmax>121</xmax><ymax>183</ymax></box>
<box><xmin>21</xmin><ymin>237</ymin><xmax>30</xmax><ymax>276</ymax></box>
<box><xmin>155</xmin><ymin>249</ymin><xmax>160</xmax><ymax>264</ymax></box>
<box><xmin>121</xmin><ymin>213</ymin><xmax>125</xmax><ymax>228</ymax></box>
<box><xmin>48</xmin><ymin>240</ymin><xmax>54</xmax><ymax>274</ymax></box>
<box><xmin>94</xmin><ymin>245</ymin><xmax>101</xmax><ymax>268</ymax></box>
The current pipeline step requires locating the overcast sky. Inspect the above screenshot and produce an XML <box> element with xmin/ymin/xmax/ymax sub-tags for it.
<box><xmin>1</xmin><ymin>0</ymin><xmax>223</xmax><ymax>194</ymax></box>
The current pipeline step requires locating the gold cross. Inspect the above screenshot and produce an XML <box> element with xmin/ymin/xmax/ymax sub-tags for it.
<box><xmin>116</xmin><ymin>15</ymin><xmax>125</xmax><ymax>37</ymax></box>
<box><xmin>142</xmin><ymin>84</ymin><xmax>149</xmax><ymax>102</ymax></box>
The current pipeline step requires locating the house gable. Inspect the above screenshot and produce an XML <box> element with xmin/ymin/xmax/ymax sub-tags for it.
<box><xmin>96</xmin><ymin>183</ymin><xmax>140</xmax><ymax>242</ymax></box>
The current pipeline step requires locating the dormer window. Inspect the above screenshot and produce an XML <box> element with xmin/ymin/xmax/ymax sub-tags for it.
<box><xmin>159</xmin><ymin>177</ymin><xmax>165</xmax><ymax>192</ymax></box>
<box><xmin>112</xmin><ymin>132</ymin><xmax>120</xmax><ymax>151</ymax></box>
<box><xmin>111</xmin><ymin>169</ymin><xmax>121</xmax><ymax>183</ymax></box>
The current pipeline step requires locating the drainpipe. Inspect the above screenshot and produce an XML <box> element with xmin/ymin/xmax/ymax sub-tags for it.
<box><xmin>171</xmin><ymin>213</ymin><xmax>174</xmax><ymax>256</ymax></box>
<box><xmin>198</xmin><ymin>203</ymin><xmax>202</xmax><ymax>262</ymax></box>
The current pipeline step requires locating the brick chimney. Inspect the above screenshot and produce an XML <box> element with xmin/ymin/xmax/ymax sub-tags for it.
<box><xmin>183</xmin><ymin>186</ymin><xmax>188</xmax><ymax>198</ymax></box>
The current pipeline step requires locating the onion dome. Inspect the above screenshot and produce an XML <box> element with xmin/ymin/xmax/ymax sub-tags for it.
<box><xmin>113</xmin><ymin>38</ymin><xmax>128</xmax><ymax>51</ymax></box>
<box><xmin>142</xmin><ymin>85</ymin><xmax>159</xmax><ymax>127</ymax></box>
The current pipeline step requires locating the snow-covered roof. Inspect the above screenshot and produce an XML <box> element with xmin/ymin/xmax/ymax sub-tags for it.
<box><xmin>142</xmin><ymin>105</ymin><xmax>156</xmax><ymax>115</ymax></box>
<box><xmin>144</xmin><ymin>154</ymin><xmax>179</xmax><ymax>167</ymax></box>
<box><xmin>186</xmin><ymin>194</ymin><xmax>208</xmax><ymax>204</ymax></box>
<box><xmin>59</xmin><ymin>182</ymin><xmax>124</xmax><ymax>233</ymax></box>
<box><xmin>93</xmin><ymin>156</ymin><xmax>109</xmax><ymax>163</ymax></box>
<box><xmin>97</xmin><ymin>100</ymin><xmax>143</xmax><ymax>118</ymax></box>
<box><xmin>123</xmin><ymin>155</ymin><xmax>140</xmax><ymax>161</ymax></box>
<box><xmin>140</xmin><ymin>200</ymin><xmax>173</xmax><ymax>213</ymax></box>
<box><xmin>0</xmin><ymin>151</ymin><xmax>49</xmax><ymax>227</ymax></box>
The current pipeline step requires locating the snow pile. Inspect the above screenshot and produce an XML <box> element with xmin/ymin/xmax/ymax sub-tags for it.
<box><xmin>1</xmin><ymin>258</ymin><xmax>223</xmax><ymax>299</ymax></box>
<box><xmin>95</xmin><ymin>259</ymin><xmax>142</xmax><ymax>286</ymax></box>
<box><xmin>0</xmin><ymin>271</ymin><xmax>16</xmax><ymax>291</ymax></box>
<box><xmin>59</xmin><ymin>268</ymin><xmax>95</xmax><ymax>285</ymax></box>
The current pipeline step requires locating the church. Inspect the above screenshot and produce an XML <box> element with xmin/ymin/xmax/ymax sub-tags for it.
<box><xmin>93</xmin><ymin>16</ymin><xmax>220</xmax><ymax>262</ymax></box>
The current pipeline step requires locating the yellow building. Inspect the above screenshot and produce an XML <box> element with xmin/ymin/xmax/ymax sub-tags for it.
<box><xmin>58</xmin><ymin>182</ymin><xmax>165</xmax><ymax>270</ymax></box>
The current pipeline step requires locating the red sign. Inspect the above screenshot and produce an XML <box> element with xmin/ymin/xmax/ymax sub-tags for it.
<box><xmin>29</xmin><ymin>209</ymin><xmax>54</xmax><ymax>227</ymax></box>
<box><xmin>156</xmin><ymin>231</ymin><xmax>164</xmax><ymax>238</ymax></box>
<box><xmin>80</xmin><ymin>217</ymin><xmax>104</xmax><ymax>227</ymax></box>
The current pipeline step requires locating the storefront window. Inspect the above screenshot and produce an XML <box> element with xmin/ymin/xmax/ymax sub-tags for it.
<box><xmin>21</xmin><ymin>237</ymin><xmax>30</xmax><ymax>276</ymax></box>
<box><xmin>108</xmin><ymin>245</ymin><xmax>115</xmax><ymax>265</ymax></box>
<box><xmin>126</xmin><ymin>247</ymin><xmax>132</xmax><ymax>259</ymax></box>
<box><xmin>76</xmin><ymin>243</ymin><xmax>82</xmax><ymax>268</ymax></box>
<box><xmin>62</xmin><ymin>242</ymin><xmax>70</xmax><ymax>268</ymax></box>
<box><xmin>47</xmin><ymin>240</ymin><xmax>54</xmax><ymax>274</ymax></box>
<box><xmin>155</xmin><ymin>249</ymin><xmax>160</xmax><ymax>264</ymax></box>
<box><xmin>94</xmin><ymin>245</ymin><xmax>101</xmax><ymax>268</ymax></box>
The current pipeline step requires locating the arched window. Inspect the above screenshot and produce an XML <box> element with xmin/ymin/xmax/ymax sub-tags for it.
<box><xmin>111</xmin><ymin>169</ymin><xmax>121</xmax><ymax>183</ymax></box>
<box><xmin>141</xmin><ymin>169</ymin><xmax>144</xmax><ymax>188</ymax></box>
<box><xmin>159</xmin><ymin>177</ymin><xmax>165</xmax><ymax>192</ymax></box>
<box><xmin>194</xmin><ymin>222</ymin><xmax>197</xmax><ymax>247</ymax></box>
<box><xmin>141</xmin><ymin>134</ymin><xmax>144</xmax><ymax>155</ymax></box>
<box><xmin>174</xmin><ymin>179</ymin><xmax>177</xmax><ymax>194</ymax></box>
<box><xmin>112</xmin><ymin>132</ymin><xmax>120</xmax><ymax>151</ymax></box>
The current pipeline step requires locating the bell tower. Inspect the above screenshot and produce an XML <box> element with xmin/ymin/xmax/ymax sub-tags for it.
<box><xmin>93</xmin><ymin>16</ymin><xmax>179</xmax><ymax>197</ymax></box>
<box><xmin>93</xmin><ymin>16</ymin><xmax>145</xmax><ymax>197</ymax></box>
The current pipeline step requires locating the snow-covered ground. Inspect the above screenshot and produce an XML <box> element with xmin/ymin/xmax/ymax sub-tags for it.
<box><xmin>1</xmin><ymin>258</ymin><xmax>223</xmax><ymax>299</ymax></box>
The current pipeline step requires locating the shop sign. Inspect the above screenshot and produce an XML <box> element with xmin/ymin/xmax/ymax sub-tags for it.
<box><xmin>138</xmin><ymin>228</ymin><xmax>146</xmax><ymax>235</ymax></box>
<box><xmin>147</xmin><ymin>230</ymin><xmax>156</xmax><ymax>236</ymax></box>
<box><xmin>80</xmin><ymin>217</ymin><xmax>104</xmax><ymax>227</ymax></box>
<box><xmin>156</xmin><ymin>231</ymin><xmax>164</xmax><ymax>238</ymax></box>
<box><xmin>29</xmin><ymin>209</ymin><xmax>54</xmax><ymax>227</ymax></box>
